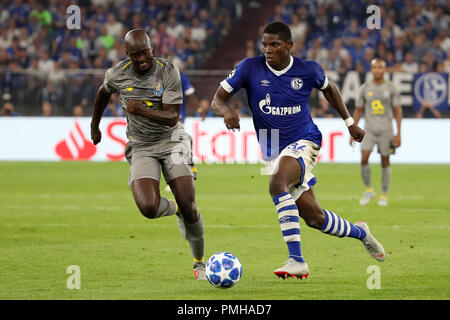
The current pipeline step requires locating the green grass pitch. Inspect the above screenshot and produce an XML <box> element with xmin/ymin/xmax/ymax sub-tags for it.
<box><xmin>0</xmin><ymin>161</ymin><xmax>449</xmax><ymax>300</ymax></box>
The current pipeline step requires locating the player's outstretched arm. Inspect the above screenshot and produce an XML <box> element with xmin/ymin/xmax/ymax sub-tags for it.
<box><xmin>91</xmin><ymin>85</ymin><xmax>112</xmax><ymax>145</ymax></box>
<box><xmin>211</xmin><ymin>86</ymin><xmax>240</xmax><ymax>130</ymax></box>
<box><xmin>322</xmin><ymin>81</ymin><xmax>365</xmax><ymax>143</ymax></box>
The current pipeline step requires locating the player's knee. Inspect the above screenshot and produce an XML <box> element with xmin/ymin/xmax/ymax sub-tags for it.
<box><xmin>137</xmin><ymin>201</ymin><xmax>159</xmax><ymax>219</ymax></box>
<box><xmin>269</xmin><ymin>180</ymin><xmax>289</xmax><ymax>198</ymax></box>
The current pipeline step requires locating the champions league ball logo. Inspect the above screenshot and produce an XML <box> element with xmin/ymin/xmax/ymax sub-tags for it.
<box><xmin>414</xmin><ymin>73</ymin><xmax>447</xmax><ymax>107</ymax></box>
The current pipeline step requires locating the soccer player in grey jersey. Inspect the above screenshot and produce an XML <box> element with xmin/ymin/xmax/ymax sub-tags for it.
<box><xmin>90</xmin><ymin>29</ymin><xmax>206</xmax><ymax>280</ymax></box>
<box><xmin>352</xmin><ymin>59</ymin><xmax>402</xmax><ymax>206</ymax></box>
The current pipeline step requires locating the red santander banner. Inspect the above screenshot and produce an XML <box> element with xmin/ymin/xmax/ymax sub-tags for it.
<box><xmin>0</xmin><ymin>117</ymin><xmax>449</xmax><ymax>163</ymax></box>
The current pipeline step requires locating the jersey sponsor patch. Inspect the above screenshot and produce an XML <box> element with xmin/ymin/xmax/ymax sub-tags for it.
<box><xmin>258</xmin><ymin>93</ymin><xmax>302</xmax><ymax>115</ymax></box>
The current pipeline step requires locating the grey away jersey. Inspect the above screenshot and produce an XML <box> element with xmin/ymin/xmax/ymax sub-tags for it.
<box><xmin>103</xmin><ymin>57</ymin><xmax>183</xmax><ymax>145</ymax></box>
<box><xmin>356</xmin><ymin>80</ymin><xmax>401</xmax><ymax>132</ymax></box>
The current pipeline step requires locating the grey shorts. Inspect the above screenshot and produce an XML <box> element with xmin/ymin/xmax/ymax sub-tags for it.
<box><xmin>361</xmin><ymin>130</ymin><xmax>394</xmax><ymax>156</ymax></box>
<box><xmin>125</xmin><ymin>132</ymin><xmax>197</xmax><ymax>187</ymax></box>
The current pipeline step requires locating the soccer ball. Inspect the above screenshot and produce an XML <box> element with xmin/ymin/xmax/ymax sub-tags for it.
<box><xmin>205</xmin><ymin>252</ymin><xmax>243</xmax><ymax>289</ymax></box>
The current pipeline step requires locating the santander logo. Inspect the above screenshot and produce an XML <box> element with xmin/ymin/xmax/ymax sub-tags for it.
<box><xmin>55</xmin><ymin>120</ymin><xmax>97</xmax><ymax>160</ymax></box>
<box><xmin>55</xmin><ymin>119</ymin><xmax>127</xmax><ymax>161</ymax></box>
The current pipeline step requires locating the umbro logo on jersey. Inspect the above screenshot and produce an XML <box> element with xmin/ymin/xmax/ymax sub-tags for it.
<box><xmin>261</xmin><ymin>80</ymin><xmax>270</xmax><ymax>87</ymax></box>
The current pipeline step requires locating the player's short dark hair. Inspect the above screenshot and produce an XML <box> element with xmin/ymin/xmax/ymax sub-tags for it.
<box><xmin>263</xmin><ymin>22</ymin><xmax>292</xmax><ymax>42</ymax></box>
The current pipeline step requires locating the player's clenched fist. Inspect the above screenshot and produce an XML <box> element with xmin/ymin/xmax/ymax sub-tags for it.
<box><xmin>348</xmin><ymin>124</ymin><xmax>365</xmax><ymax>143</ymax></box>
<box><xmin>91</xmin><ymin>126</ymin><xmax>102</xmax><ymax>145</ymax></box>
<box><xmin>223</xmin><ymin>109</ymin><xmax>240</xmax><ymax>131</ymax></box>
<box><xmin>125</xmin><ymin>99</ymin><xmax>143</xmax><ymax>114</ymax></box>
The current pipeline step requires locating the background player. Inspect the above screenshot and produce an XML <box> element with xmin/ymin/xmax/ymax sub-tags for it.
<box><xmin>211</xmin><ymin>22</ymin><xmax>385</xmax><ymax>280</ymax></box>
<box><xmin>180</xmin><ymin>71</ymin><xmax>198</xmax><ymax>122</ymax></box>
<box><xmin>90</xmin><ymin>29</ymin><xmax>206</xmax><ymax>280</ymax></box>
<box><xmin>352</xmin><ymin>59</ymin><xmax>402</xmax><ymax>207</ymax></box>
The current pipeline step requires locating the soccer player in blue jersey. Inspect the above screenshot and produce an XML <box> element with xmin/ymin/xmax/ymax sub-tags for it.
<box><xmin>211</xmin><ymin>22</ymin><xmax>385</xmax><ymax>279</ymax></box>
<box><xmin>179</xmin><ymin>71</ymin><xmax>198</xmax><ymax>121</ymax></box>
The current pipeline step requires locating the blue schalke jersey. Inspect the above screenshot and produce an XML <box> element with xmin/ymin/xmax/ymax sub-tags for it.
<box><xmin>180</xmin><ymin>71</ymin><xmax>195</xmax><ymax>121</ymax></box>
<box><xmin>221</xmin><ymin>55</ymin><xmax>328</xmax><ymax>160</ymax></box>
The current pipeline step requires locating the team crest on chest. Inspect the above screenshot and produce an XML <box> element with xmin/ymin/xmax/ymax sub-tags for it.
<box><xmin>291</xmin><ymin>78</ymin><xmax>303</xmax><ymax>90</ymax></box>
<box><xmin>154</xmin><ymin>82</ymin><xmax>164</xmax><ymax>96</ymax></box>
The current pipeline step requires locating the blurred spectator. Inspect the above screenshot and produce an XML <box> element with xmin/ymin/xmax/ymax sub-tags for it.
<box><xmin>103</xmin><ymin>95</ymin><xmax>125</xmax><ymax>117</ymax></box>
<box><xmin>94</xmin><ymin>47</ymin><xmax>112</xmax><ymax>69</ymax></box>
<box><xmin>195</xmin><ymin>99</ymin><xmax>215</xmax><ymax>120</ymax></box>
<box><xmin>38</xmin><ymin>50</ymin><xmax>54</xmax><ymax>73</ymax></box>
<box><xmin>418</xmin><ymin>62</ymin><xmax>431</xmax><ymax>73</ymax></box>
<box><xmin>0</xmin><ymin>29</ymin><xmax>11</xmax><ymax>50</ymax></box>
<box><xmin>0</xmin><ymin>101</ymin><xmax>19</xmax><ymax>116</ymax></box>
<box><xmin>174</xmin><ymin>37</ymin><xmax>195</xmax><ymax>70</ymax></box>
<box><xmin>40</xmin><ymin>101</ymin><xmax>52</xmax><ymax>117</ymax></box>
<box><xmin>107</xmin><ymin>41</ymin><xmax>126</xmax><ymax>65</ymax></box>
<box><xmin>73</xmin><ymin>105</ymin><xmax>84</xmax><ymax>117</ymax></box>
<box><xmin>98</xmin><ymin>25</ymin><xmax>115</xmax><ymax>51</ymax></box>
<box><xmin>433</xmin><ymin>6</ymin><xmax>450</xmax><ymax>31</ymax></box>
<box><xmin>422</xmin><ymin>51</ymin><xmax>436</xmax><ymax>71</ymax></box>
<box><xmin>401</xmin><ymin>52</ymin><xmax>418</xmax><ymax>73</ymax></box>
<box><xmin>190</xmin><ymin>17</ymin><xmax>207</xmax><ymax>44</ymax></box>
<box><xmin>65</xmin><ymin>36</ymin><xmax>84</xmax><ymax>62</ymax></box>
<box><xmin>29</xmin><ymin>3</ymin><xmax>52</xmax><ymax>27</ymax></box>
<box><xmin>444</xmin><ymin>49</ymin><xmax>450</xmax><ymax>72</ymax></box>
<box><xmin>166</xmin><ymin>14</ymin><xmax>185</xmax><ymax>40</ymax></box>
<box><xmin>342</xmin><ymin>19</ymin><xmax>360</xmax><ymax>43</ymax></box>
<box><xmin>306</xmin><ymin>37</ymin><xmax>327</xmax><ymax>62</ymax></box>
<box><xmin>198</xmin><ymin>9</ymin><xmax>215</xmax><ymax>45</ymax></box>
<box><xmin>17</xmin><ymin>27</ymin><xmax>31</xmax><ymax>50</ymax></box>
<box><xmin>430</xmin><ymin>38</ymin><xmax>447</xmax><ymax>63</ymax></box>
<box><xmin>410</xmin><ymin>33</ymin><xmax>429</xmax><ymax>63</ymax></box>
<box><xmin>289</xmin><ymin>14</ymin><xmax>307</xmax><ymax>43</ymax></box>
<box><xmin>105</xmin><ymin>13</ymin><xmax>123</xmax><ymax>39</ymax></box>
<box><xmin>415</xmin><ymin>101</ymin><xmax>442</xmax><ymax>119</ymax></box>
<box><xmin>153</xmin><ymin>23</ymin><xmax>176</xmax><ymax>57</ymax></box>
<box><xmin>362</xmin><ymin>47</ymin><xmax>375</xmax><ymax>72</ymax></box>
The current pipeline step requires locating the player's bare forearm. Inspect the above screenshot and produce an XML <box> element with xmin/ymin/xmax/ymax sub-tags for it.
<box><xmin>211</xmin><ymin>86</ymin><xmax>240</xmax><ymax>130</ymax></box>
<box><xmin>211</xmin><ymin>86</ymin><xmax>233</xmax><ymax>117</ymax></box>
<box><xmin>91</xmin><ymin>85</ymin><xmax>111</xmax><ymax>145</ymax></box>
<box><xmin>321</xmin><ymin>82</ymin><xmax>351</xmax><ymax>120</ymax></box>
<box><xmin>126</xmin><ymin>100</ymin><xmax>179</xmax><ymax>127</ymax></box>
<box><xmin>322</xmin><ymin>82</ymin><xmax>364</xmax><ymax>142</ymax></box>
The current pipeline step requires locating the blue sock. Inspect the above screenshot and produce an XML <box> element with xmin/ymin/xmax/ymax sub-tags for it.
<box><xmin>273</xmin><ymin>192</ymin><xmax>305</xmax><ymax>263</ymax></box>
<box><xmin>320</xmin><ymin>209</ymin><xmax>366</xmax><ymax>239</ymax></box>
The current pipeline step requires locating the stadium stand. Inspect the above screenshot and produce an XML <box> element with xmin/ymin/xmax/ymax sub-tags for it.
<box><xmin>0</xmin><ymin>0</ymin><xmax>449</xmax><ymax>117</ymax></box>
